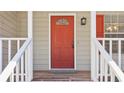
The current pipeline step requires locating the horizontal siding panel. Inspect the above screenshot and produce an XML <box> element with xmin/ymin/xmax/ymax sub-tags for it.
<box><xmin>76</xmin><ymin>64</ymin><xmax>90</xmax><ymax>71</ymax></box>
<box><xmin>34</xmin><ymin>60</ymin><xmax>49</xmax><ymax>64</ymax></box>
<box><xmin>34</xmin><ymin>40</ymin><xmax>49</xmax><ymax>44</ymax></box>
<box><xmin>34</xmin><ymin>50</ymin><xmax>48</xmax><ymax>55</ymax></box>
<box><xmin>33</xmin><ymin>36</ymin><xmax>49</xmax><ymax>39</ymax></box>
<box><xmin>33</xmin><ymin>64</ymin><xmax>49</xmax><ymax>70</ymax></box>
<box><xmin>77</xmin><ymin>59</ymin><xmax>90</xmax><ymax>64</ymax></box>
<box><xmin>16</xmin><ymin>12</ymin><xmax>27</xmax><ymax>37</ymax></box>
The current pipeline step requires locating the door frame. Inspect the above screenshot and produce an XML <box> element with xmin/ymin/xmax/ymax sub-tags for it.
<box><xmin>49</xmin><ymin>13</ymin><xmax>76</xmax><ymax>70</ymax></box>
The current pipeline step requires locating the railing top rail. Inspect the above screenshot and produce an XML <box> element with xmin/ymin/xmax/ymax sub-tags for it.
<box><xmin>94</xmin><ymin>38</ymin><xmax>124</xmax><ymax>82</ymax></box>
<box><xmin>0</xmin><ymin>38</ymin><xmax>32</xmax><ymax>82</ymax></box>
<box><xmin>97</xmin><ymin>38</ymin><xmax>124</xmax><ymax>40</ymax></box>
<box><xmin>0</xmin><ymin>38</ymin><xmax>27</xmax><ymax>40</ymax></box>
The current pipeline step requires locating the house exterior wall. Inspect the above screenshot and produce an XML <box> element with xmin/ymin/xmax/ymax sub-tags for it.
<box><xmin>0</xmin><ymin>12</ymin><xmax>17</xmax><ymax>37</ymax></box>
<box><xmin>33</xmin><ymin>12</ymin><xmax>91</xmax><ymax>71</ymax></box>
<box><xmin>0</xmin><ymin>12</ymin><xmax>18</xmax><ymax>69</ymax></box>
<box><xmin>16</xmin><ymin>12</ymin><xmax>27</xmax><ymax>37</ymax></box>
<box><xmin>1</xmin><ymin>11</ymin><xmax>124</xmax><ymax>72</ymax></box>
<box><xmin>0</xmin><ymin>11</ymin><xmax>91</xmax><ymax>71</ymax></box>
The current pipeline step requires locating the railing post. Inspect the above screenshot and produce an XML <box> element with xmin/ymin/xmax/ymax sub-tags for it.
<box><xmin>91</xmin><ymin>11</ymin><xmax>96</xmax><ymax>81</ymax></box>
<box><xmin>0</xmin><ymin>40</ymin><xmax>2</xmax><ymax>74</ymax></box>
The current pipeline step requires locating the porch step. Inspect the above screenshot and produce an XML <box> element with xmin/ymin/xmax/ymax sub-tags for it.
<box><xmin>32</xmin><ymin>70</ymin><xmax>91</xmax><ymax>81</ymax></box>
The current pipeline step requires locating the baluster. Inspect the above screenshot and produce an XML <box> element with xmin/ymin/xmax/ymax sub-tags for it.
<box><xmin>8</xmin><ymin>40</ymin><xmax>12</xmax><ymax>81</ymax></box>
<box><xmin>25</xmin><ymin>49</ymin><xmax>28</xmax><ymax>81</ymax></box>
<box><xmin>100</xmin><ymin>52</ymin><xmax>103</xmax><ymax>82</ymax></box>
<box><xmin>99</xmin><ymin>40</ymin><xmax>105</xmax><ymax>82</ymax></box>
<box><xmin>110</xmin><ymin>40</ymin><xmax>115</xmax><ymax>81</ymax></box>
<box><xmin>110</xmin><ymin>40</ymin><xmax>112</xmax><ymax>57</ymax></box>
<box><xmin>96</xmin><ymin>48</ymin><xmax>99</xmax><ymax>81</ymax></box>
<box><xmin>110</xmin><ymin>67</ymin><xmax>115</xmax><ymax>82</ymax></box>
<box><xmin>118</xmin><ymin>40</ymin><xmax>121</xmax><ymax>68</ymax></box>
<box><xmin>103</xmin><ymin>40</ymin><xmax>105</xmax><ymax>81</ymax></box>
<box><xmin>8</xmin><ymin>40</ymin><xmax>11</xmax><ymax>63</ymax></box>
<box><xmin>109</xmin><ymin>40</ymin><xmax>112</xmax><ymax>80</ymax></box>
<box><xmin>104</xmin><ymin>61</ymin><xmax>108</xmax><ymax>82</ymax></box>
<box><xmin>11</xmin><ymin>69</ymin><xmax>14</xmax><ymax>82</ymax></box>
<box><xmin>16</xmin><ymin>40</ymin><xmax>20</xmax><ymax>82</ymax></box>
<box><xmin>21</xmin><ymin>54</ymin><xmax>24</xmax><ymax>82</ymax></box>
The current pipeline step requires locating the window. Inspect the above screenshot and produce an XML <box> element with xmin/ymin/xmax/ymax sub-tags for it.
<box><xmin>56</xmin><ymin>18</ymin><xmax>69</xmax><ymax>25</ymax></box>
<box><xmin>104</xmin><ymin>14</ymin><xmax>124</xmax><ymax>38</ymax></box>
<box><xmin>104</xmin><ymin>14</ymin><xmax>124</xmax><ymax>53</ymax></box>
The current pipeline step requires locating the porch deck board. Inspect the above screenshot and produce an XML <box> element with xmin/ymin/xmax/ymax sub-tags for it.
<box><xmin>32</xmin><ymin>71</ymin><xmax>91</xmax><ymax>81</ymax></box>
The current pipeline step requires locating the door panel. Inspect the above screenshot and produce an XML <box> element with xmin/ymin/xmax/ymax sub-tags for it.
<box><xmin>96</xmin><ymin>15</ymin><xmax>104</xmax><ymax>38</ymax></box>
<box><xmin>51</xmin><ymin>16</ymin><xmax>74</xmax><ymax>68</ymax></box>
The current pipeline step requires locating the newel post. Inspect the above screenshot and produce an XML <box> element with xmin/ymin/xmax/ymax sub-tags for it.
<box><xmin>28</xmin><ymin>11</ymin><xmax>33</xmax><ymax>81</ymax></box>
<box><xmin>91</xmin><ymin>11</ymin><xmax>96</xmax><ymax>81</ymax></box>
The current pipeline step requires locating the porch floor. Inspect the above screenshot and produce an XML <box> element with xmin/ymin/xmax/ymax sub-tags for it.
<box><xmin>32</xmin><ymin>71</ymin><xmax>91</xmax><ymax>81</ymax></box>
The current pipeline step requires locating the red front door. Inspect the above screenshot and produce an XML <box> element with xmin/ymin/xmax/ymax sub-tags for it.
<box><xmin>51</xmin><ymin>16</ymin><xmax>74</xmax><ymax>68</ymax></box>
<box><xmin>96</xmin><ymin>15</ymin><xmax>104</xmax><ymax>38</ymax></box>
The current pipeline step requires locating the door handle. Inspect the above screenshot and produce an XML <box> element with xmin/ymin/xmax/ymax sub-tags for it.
<box><xmin>72</xmin><ymin>41</ymin><xmax>74</xmax><ymax>48</ymax></box>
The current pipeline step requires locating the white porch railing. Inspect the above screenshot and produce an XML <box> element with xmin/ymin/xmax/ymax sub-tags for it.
<box><xmin>97</xmin><ymin>38</ymin><xmax>124</xmax><ymax>69</ymax></box>
<box><xmin>0</xmin><ymin>38</ymin><xmax>32</xmax><ymax>82</ymax></box>
<box><xmin>93</xmin><ymin>38</ymin><xmax>124</xmax><ymax>82</ymax></box>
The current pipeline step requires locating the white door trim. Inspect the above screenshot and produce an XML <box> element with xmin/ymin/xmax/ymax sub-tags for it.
<box><xmin>49</xmin><ymin>13</ymin><xmax>76</xmax><ymax>70</ymax></box>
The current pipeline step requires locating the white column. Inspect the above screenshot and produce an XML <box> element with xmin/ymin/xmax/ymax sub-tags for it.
<box><xmin>28</xmin><ymin>11</ymin><xmax>33</xmax><ymax>38</ymax></box>
<box><xmin>28</xmin><ymin>11</ymin><xmax>33</xmax><ymax>81</ymax></box>
<box><xmin>91</xmin><ymin>11</ymin><xmax>96</xmax><ymax>81</ymax></box>
<box><xmin>0</xmin><ymin>40</ymin><xmax>2</xmax><ymax>74</ymax></box>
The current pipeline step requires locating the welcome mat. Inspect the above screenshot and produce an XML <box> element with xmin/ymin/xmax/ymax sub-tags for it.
<box><xmin>50</xmin><ymin>70</ymin><xmax>77</xmax><ymax>74</ymax></box>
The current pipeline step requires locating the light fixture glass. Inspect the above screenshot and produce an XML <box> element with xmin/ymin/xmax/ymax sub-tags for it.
<box><xmin>81</xmin><ymin>17</ymin><xmax>86</xmax><ymax>25</ymax></box>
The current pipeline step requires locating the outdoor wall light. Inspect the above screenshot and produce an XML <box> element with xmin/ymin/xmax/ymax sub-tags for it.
<box><xmin>81</xmin><ymin>17</ymin><xmax>87</xmax><ymax>25</ymax></box>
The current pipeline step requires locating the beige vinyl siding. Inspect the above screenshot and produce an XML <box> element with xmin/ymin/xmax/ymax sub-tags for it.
<box><xmin>33</xmin><ymin>12</ymin><xmax>91</xmax><ymax>71</ymax></box>
<box><xmin>0</xmin><ymin>12</ymin><xmax>18</xmax><ymax>69</ymax></box>
<box><xmin>0</xmin><ymin>12</ymin><xmax>17</xmax><ymax>37</ymax></box>
<box><xmin>76</xmin><ymin>12</ymin><xmax>91</xmax><ymax>70</ymax></box>
<box><xmin>16</xmin><ymin>12</ymin><xmax>27</xmax><ymax>37</ymax></box>
<box><xmin>33</xmin><ymin>12</ymin><xmax>49</xmax><ymax>70</ymax></box>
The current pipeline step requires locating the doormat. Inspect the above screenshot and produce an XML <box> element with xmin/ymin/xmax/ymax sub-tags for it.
<box><xmin>50</xmin><ymin>70</ymin><xmax>77</xmax><ymax>74</ymax></box>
